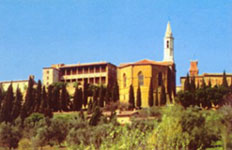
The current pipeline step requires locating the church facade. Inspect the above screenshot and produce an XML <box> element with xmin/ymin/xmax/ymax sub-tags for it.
<box><xmin>118</xmin><ymin>22</ymin><xmax>176</xmax><ymax>107</ymax></box>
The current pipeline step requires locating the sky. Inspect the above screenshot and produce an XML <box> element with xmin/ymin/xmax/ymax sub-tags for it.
<box><xmin>0</xmin><ymin>0</ymin><xmax>231</xmax><ymax>85</ymax></box>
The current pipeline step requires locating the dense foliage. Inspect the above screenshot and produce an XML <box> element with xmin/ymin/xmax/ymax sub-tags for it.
<box><xmin>0</xmin><ymin>105</ymin><xmax>230</xmax><ymax>150</ymax></box>
<box><xmin>0</xmin><ymin>75</ymin><xmax>232</xmax><ymax>149</ymax></box>
<box><xmin>176</xmin><ymin>72</ymin><xmax>232</xmax><ymax>108</ymax></box>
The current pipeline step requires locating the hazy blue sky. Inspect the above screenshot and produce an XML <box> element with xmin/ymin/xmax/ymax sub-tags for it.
<box><xmin>0</xmin><ymin>0</ymin><xmax>231</xmax><ymax>85</ymax></box>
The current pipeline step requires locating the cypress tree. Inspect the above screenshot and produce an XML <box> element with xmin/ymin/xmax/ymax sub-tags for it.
<box><xmin>20</xmin><ymin>77</ymin><xmax>35</xmax><ymax>124</ymax></box>
<box><xmin>83</xmin><ymin>80</ymin><xmax>89</xmax><ymax>108</ymax></box>
<box><xmin>160</xmin><ymin>85</ymin><xmax>167</xmax><ymax>105</ymax></box>
<box><xmin>129</xmin><ymin>84</ymin><xmax>135</xmax><ymax>110</ymax></box>
<box><xmin>104</xmin><ymin>85</ymin><xmax>111</xmax><ymax>104</ymax></box>
<box><xmin>23</xmin><ymin>76</ymin><xmax>35</xmax><ymax>115</ymax></box>
<box><xmin>93</xmin><ymin>88</ymin><xmax>99</xmax><ymax>106</ymax></box>
<box><xmin>222</xmin><ymin>71</ymin><xmax>228</xmax><ymax>87</ymax></box>
<box><xmin>112</xmin><ymin>81</ymin><xmax>119</xmax><ymax>102</ymax></box>
<box><xmin>184</xmin><ymin>73</ymin><xmax>191</xmax><ymax>91</ymax></box>
<box><xmin>0</xmin><ymin>88</ymin><xmax>3</xmax><ymax>110</ymax></box>
<box><xmin>40</xmin><ymin>86</ymin><xmax>47</xmax><ymax>113</ymax></box>
<box><xmin>12</xmin><ymin>87</ymin><xmax>22</xmax><ymax>121</ymax></box>
<box><xmin>155</xmin><ymin>88</ymin><xmax>159</xmax><ymax>106</ymax></box>
<box><xmin>190</xmin><ymin>77</ymin><xmax>196</xmax><ymax>92</ymax></box>
<box><xmin>148</xmin><ymin>79</ymin><xmax>154</xmax><ymax>107</ymax></box>
<box><xmin>77</xmin><ymin>88</ymin><xmax>83</xmax><ymax>110</ymax></box>
<box><xmin>34</xmin><ymin>80</ymin><xmax>42</xmax><ymax>112</ymax></box>
<box><xmin>196</xmin><ymin>81</ymin><xmax>200</xmax><ymax>89</ymax></box>
<box><xmin>87</xmin><ymin>98</ymin><xmax>93</xmax><ymax>114</ymax></box>
<box><xmin>73</xmin><ymin>87</ymin><xmax>83</xmax><ymax>111</ymax></box>
<box><xmin>60</xmin><ymin>85</ymin><xmax>69</xmax><ymax>111</ymax></box>
<box><xmin>136</xmin><ymin>85</ymin><xmax>142</xmax><ymax>109</ymax></box>
<box><xmin>202</xmin><ymin>78</ymin><xmax>206</xmax><ymax>89</ymax></box>
<box><xmin>89</xmin><ymin>106</ymin><xmax>102</xmax><ymax>126</ymax></box>
<box><xmin>73</xmin><ymin>87</ymin><xmax>79</xmax><ymax>111</ymax></box>
<box><xmin>99</xmin><ymin>86</ymin><xmax>104</xmax><ymax>107</ymax></box>
<box><xmin>208</xmin><ymin>79</ymin><xmax>212</xmax><ymax>88</ymax></box>
<box><xmin>0</xmin><ymin>84</ymin><xmax>14</xmax><ymax>123</ymax></box>
<box><xmin>230</xmin><ymin>77</ymin><xmax>232</xmax><ymax>91</ymax></box>
<box><xmin>47</xmin><ymin>85</ymin><xmax>54</xmax><ymax>111</ymax></box>
<box><xmin>52</xmin><ymin>87</ymin><xmax>60</xmax><ymax>112</ymax></box>
<box><xmin>40</xmin><ymin>86</ymin><xmax>52</xmax><ymax>117</ymax></box>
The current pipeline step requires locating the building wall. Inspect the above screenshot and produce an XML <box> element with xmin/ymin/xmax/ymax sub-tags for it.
<box><xmin>0</xmin><ymin>75</ymin><xmax>36</xmax><ymax>96</ymax></box>
<box><xmin>181</xmin><ymin>75</ymin><xmax>232</xmax><ymax>90</ymax></box>
<box><xmin>43</xmin><ymin>68</ymin><xmax>59</xmax><ymax>87</ymax></box>
<box><xmin>0</xmin><ymin>81</ymin><xmax>28</xmax><ymax>93</ymax></box>
<box><xmin>118</xmin><ymin>64</ymin><xmax>175</xmax><ymax>107</ymax></box>
<box><xmin>43</xmin><ymin>62</ymin><xmax>117</xmax><ymax>96</ymax></box>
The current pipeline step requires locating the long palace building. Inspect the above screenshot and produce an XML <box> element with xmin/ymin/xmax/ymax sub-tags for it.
<box><xmin>43</xmin><ymin>62</ymin><xmax>117</xmax><ymax>90</ymax></box>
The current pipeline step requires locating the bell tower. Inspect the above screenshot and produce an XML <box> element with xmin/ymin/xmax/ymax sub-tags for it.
<box><xmin>163</xmin><ymin>22</ymin><xmax>174</xmax><ymax>62</ymax></box>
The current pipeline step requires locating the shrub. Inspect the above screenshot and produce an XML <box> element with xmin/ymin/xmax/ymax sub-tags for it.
<box><xmin>0</xmin><ymin>123</ymin><xmax>22</xmax><ymax>149</ymax></box>
<box><xmin>148</xmin><ymin>105</ymin><xmax>220</xmax><ymax>150</ymax></box>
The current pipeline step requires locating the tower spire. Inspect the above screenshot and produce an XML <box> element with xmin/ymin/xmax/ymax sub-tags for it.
<box><xmin>163</xmin><ymin>21</ymin><xmax>174</xmax><ymax>62</ymax></box>
<box><xmin>165</xmin><ymin>21</ymin><xmax>173</xmax><ymax>37</ymax></box>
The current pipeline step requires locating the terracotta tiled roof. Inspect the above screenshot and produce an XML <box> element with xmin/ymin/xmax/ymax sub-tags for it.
<box><xmin>119</xmin><ymin>59</ymin><xmax>174</xmax><ymax>68</ymax></box>
<box><xmin>45</xmin><ymin>62</ymin><xmax>116</xmax><ymax>69</ymax></box>
<box><xmin>180</xmin><ymin>73</ymin><xmax>232</xmax><ymax>79</ymax></box>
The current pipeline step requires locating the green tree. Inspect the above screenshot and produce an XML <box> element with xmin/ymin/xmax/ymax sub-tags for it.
<box><xmin>129</xmin><ymin>84</ymin><xmax>135</xmax><ymax>110</ymax></box>
<box><xmin>87</xmin><ymin>98</ymin><xmax>93</xmax><ymax>114</ymax></box>
<box><xmin>60</xmin><ymin>85</ymin><xmax>69</xmax><ymax>111</ymax></box>
<box><xmin>23</xmin><ymin>76</ymin><xmax>35</xmax><ymax>115</ymax></box>
<box><xmin>202</xmin><ymin>78</ymin><xmax>206</xmax><ymax>89</ymax></box>
<box><xmin>176</xmin><ymin>90</ymin><xmax>195</xmax><ymax>107</ymax></box>
<box><xmin>112</xmin><ymin>81</ymin><xmax>119</xmax><ymax>102</ymax></box>
<box><xmin>148</xmin><ymin>79</ymin><xmax>154</xmax><ymax>107</ymax></box>
<box><xmin>40</xmin><ymin>86</ymin><xmax>47</xmax><ymax>113</ymax></box>
<box><xmin>11</xmin><ymin>87</ymin><xmax>22</xmax><ymax>121</ymax></box>
<box><xmin>0</xmin><ymin>88</ymin><xmax>4</xmax><ymax>110</ymax></box>
<box><xmin>83</xmin><ymin>80</ymin><xmax>89</xmax><ymax>108</ymax></box>
<box><xmin>77</xmin><ymin>88</ymin><xmax>83</xmax><ymax>110</ymax></box>
<box><xmin>0</xmin><ymin>123</ymin><xmax>22</xmax><ymax>150</ymax></box>
<box><xmin>89</xmin><ymin>106</ymin><xmax>102</xmax><ymax>126</ymax></box>
<box><xmin>93</xmin><ymin>88</ymin><xmax>99</xmax><ymax>107</ymax></box>
<box><xmin>148</xmin><ymin>106</ymin><xmax>219</xmax><ymax>150</ymax></box>
<box><xmin>196</xmin><ymin>81</ymin><xmax>200</xmax><ymax>89</ymax></box>
<box><xmin>73</xmin><ymin>87</ymin><xmax>83</xmax><ymax>111</ymax></box>
<box><xmin>184</xmin><ymin>73</ymin><xmax>191</xmax><ymax>91</ymax></box>
<box><xmin>99</xmin><ymin>86</ymin><xmax>105</xmax><ymax>107</ymax></box>
<box><xmin>73</xmin><ymin>87</ymin><xmax>78</xmax><ymax>111</ymax></box>
<box><xmin>155</xmin><ymin>88</ymin><xmax>159</xmax><ymax>106</ymax></box>
<box><xmin>208</xmin><ymin>79</ymin><xmax>212</xmax><ymax>88</ymax></box>
<box><xmin>190</xmin><ymin>77</ymin><xmax>196</xmax><ymax>92</ymax></box>
<box><xmin>52</xmin><ymin>86</ymin><xmax>60</xmax><ymax>112</ymax></box>
<box><xmin>222</xmin><ymin>70</ymin><xmax>228</xmax><ymax>88</ymax></box>
<box><xmin>104</xmin><ymin>86</ymin><xmax>111</xmax><ymax>104</ymax></box>
<box><xmin>160</xmin><ymin>85</ymin><xmax>167</xmax><ymax>105</ymax></box>
<box><xmin>47</xmin><ymin>85</ymin><xmax>54</xmax><ymax>111</ymax></box>
<box><xmin>0</xmin><ymin>84</ymin><xmax>14</xmax><ymax>123</ymax></box>
<box><xmin>136</xmin><ymin>85</ymin><xmax>142</xmax><ymax>109</ymax></box>
<box><xmin>34</xmin><ymin>80</ymin><xmax>42</xmax><ymax>112</ymax></box>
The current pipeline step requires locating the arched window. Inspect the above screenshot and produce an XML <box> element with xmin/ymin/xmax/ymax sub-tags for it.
<box><xmin>158</xmin><ymin>72</ymin><xmax>163</xmax><ymax>86</ymax></box>
<box><xmin>138</xmin><ymin>71</ymin><xmax>144</xmax><ymax>86</ymax></box>
<box><xmin>167</xmin><ymin>40</ymin><xmax>169</xmax><ymax>48</ymax></box>
<box><xmin>123</xmin><ymin>73</ymin><xmax>127</xmax><ymax>88</ymax></box>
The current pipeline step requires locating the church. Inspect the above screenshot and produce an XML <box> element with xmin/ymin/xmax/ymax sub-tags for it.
<box><xmin>118</xmin><ymin>22</ymin><xmax>176</xmax><ymax>107</ymax></box>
